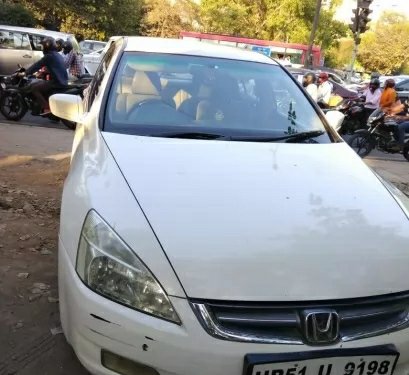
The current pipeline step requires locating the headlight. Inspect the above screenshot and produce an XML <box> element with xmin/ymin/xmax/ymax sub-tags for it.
<box><xmin>76</xmin><ymin>210</ymin><xmax>180</xmax><ymax>323</ymax></box>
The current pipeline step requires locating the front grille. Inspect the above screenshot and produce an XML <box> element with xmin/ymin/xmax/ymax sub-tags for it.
<box><xmin>191</xmin><ymin>292</ymin><xmax>409</xmax><ymax>346</ymax></box>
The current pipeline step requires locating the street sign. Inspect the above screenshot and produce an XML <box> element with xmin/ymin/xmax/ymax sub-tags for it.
<box><xmin>251</xmin><ymin>46</ymin><xmax>271</xmax><ymax>57</ymax></box>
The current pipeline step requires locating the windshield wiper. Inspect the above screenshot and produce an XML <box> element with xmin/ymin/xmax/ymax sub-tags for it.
<box><xmin>229</xmin><ymin>130</ymin><xmax>325</xmax><ymax>143</ymax></box>
<box><xmin>151</xmin><ymin>132</ymin><xmax>230</xmax><ymax>140</ymax></box>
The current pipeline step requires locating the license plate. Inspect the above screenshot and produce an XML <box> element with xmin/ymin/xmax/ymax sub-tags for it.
<box><xmin>244</xmin><ymin>346</ymin><xmax>399</xmax><ymax>375</ymax></box>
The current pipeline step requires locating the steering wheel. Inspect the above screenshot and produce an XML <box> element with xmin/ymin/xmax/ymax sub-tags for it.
<box><xmin>126</xmin><ymin>99</ymin><xmax>164</xmax><ymax>121</ymax></box>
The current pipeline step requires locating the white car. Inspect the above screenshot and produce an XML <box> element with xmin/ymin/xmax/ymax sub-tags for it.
<box><xmin>83</xmin><ymin>48</ymin><xmax>104</xmax><ymax>75</ymax></box>
<box><xmin>50</xmin><ymin>37</ymin><xmax>409</xmax><ymax>375</ymax></box>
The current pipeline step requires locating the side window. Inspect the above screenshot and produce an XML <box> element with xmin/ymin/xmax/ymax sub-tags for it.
<box><xmin>30</xmin><ymin>34</ymin><xmax>45</xmax><ymax>50</ymax></box>
<box><xmin>86</xmin><ymin>43</ymin><xmax>117</xmax><ymax>111</ymax></box>
<box><xmin>0</xmin><ymin>30</ymin><xmax>31</xmax><ymax>50</ymax></box>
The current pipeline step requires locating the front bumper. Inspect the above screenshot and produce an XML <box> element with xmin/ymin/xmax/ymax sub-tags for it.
<box><xmin>59</xmin><ymin>238</ymin><xmax>409</xmax><ymax>375</ymax></box>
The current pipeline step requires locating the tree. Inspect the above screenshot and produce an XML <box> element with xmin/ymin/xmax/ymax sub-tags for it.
<box><xmin>358</xmin><ymin>12</ymin><xmax>409</xmax><ymax>74</ymax></box>
<box><xmin>140</xmin><ymin>0</ymin><xmax>199</xmax><ymax>38</ymax></box>
<box><xmin>14</xmin><ymin>0</ymin><xmax>143</xmax><ymax>39</ymax></box>
<box><xmin>199</xmin><ymin>0</ymin><xmax>347</xmax><ymax>51</ymax></box>
<box><xmin>325</xmin><ymin>38</ymin><xmax>354</xmax><ymax>69</ymax></box>
<box><xmin>0</xmin><ymin>2</ymin><xmax>36</xmax><ymax>27</ymax></box>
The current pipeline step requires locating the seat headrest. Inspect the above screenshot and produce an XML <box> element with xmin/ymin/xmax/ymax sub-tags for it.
<box><xmin>131</xmin><ymin>71</ymin><xmax>160</xmax><ymax>96</ymax></box>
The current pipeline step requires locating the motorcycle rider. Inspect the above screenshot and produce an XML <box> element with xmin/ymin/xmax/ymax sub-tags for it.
<box><xmin>302</xmin><ymin>72</ymin><xmax>318</xmax><ymax>102</ymax></box>
<box><xmin>363</xmin><ymin>78</ymin><xmax>381</xmax><ymax>120</ymax></box>
<box><xmin>62</xmin><ymin>40</ymin><xmax>85</xmax><ymax>79</ymax></box>
<box><xmin>380</xmin><ymin>79</ymin><xmax>397</xmax><ymax>111</ymax></box>
<box><xmin>21</xmin><ymin>37</ymin><xmax>68</xmax><ymax>115</ymax></box>
<box><xmin>388</xmin><ymin>102</ymin><xmax>409</xmax><ymax>152</ymax></box>
<box><xmin>55</xmin><ymin>38</ymin><xmax>64</xmax><ymax>53</ymax></box>
<box><xmin>317</xmin><ymin>72</ymin><xmax>332</xmax><ymax>108</ymax></box>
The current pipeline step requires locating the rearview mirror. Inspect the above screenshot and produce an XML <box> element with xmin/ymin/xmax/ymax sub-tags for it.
<box><xmin>49</xmin><ymin>94</ymin><xmax>84</xmax><ymax>123</ymax></box>
<box><xmin>325</xmin><ymin>110</ymin><xmax>345</xmax><ymax>133</ymax></box>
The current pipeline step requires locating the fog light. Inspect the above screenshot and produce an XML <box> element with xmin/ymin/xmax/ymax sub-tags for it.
<box><xmin>101</xmin><ymin>350</ymin><xmax>159</xmax><ymax>375</ymax></box>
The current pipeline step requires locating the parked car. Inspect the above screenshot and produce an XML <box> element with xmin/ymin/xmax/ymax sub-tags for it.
<box><xmin>82</xmin><ymin>37</ymin><xmax>121</xmax><ymax>75</ymax></box>
<box><xmin>0</xmin><ymin>25</ymin><xmax>82</xmax><ymax>75</ymax></box>
<box><xmin>79</xmin><ymin>39</ymin><xmax>107</xmax><ymax>54</ymax></box>
<box><xmin>50</xmin><ymin>37</ymin><xmax>409</xmax><ymax>375</ymax></box>
<box><xmin>379</xmin><ymin>75</ymin><xmax>409</xmax><ymax>88</ymax></box>
<box><xmin>288</xmin><ymin>68</ymin><xmax>358</xmax><ymax>101</ymax></box>
<box><xmin>82</xmin><ymin>48</ymin><xmax>104</xmax><ymax>75</ymax></box>
<box><xmin>393</xmin><ymin>77</ymin><xmax>409</xmax><ymax>101</ymax></box>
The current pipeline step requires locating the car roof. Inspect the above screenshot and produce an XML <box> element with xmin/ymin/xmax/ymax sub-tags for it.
<box><xmin>123</xmin><ymin>37</ymin><xmax>278</xmax><ymax>64</ymax></box>
<box><xmin>0</xmin><ymin>25</ymin><xmax>72</xmax><ymax>39</ymax></box>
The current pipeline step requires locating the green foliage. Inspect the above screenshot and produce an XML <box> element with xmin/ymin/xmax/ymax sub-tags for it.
<box><xmin>325</xmin><ymin>38</ymin><xmax>354</xmax><ymax>69</ymax></box>
<box><xmin>140</xmin><ymin>0</ymin><xmax>199</xmax><ymax>38</ymax></box>
<box><xmin>14</xmin><ymin>0</ymin><xmax>143</xmax><ymax>40</ymax></box>
<box><xmin>199</xmin><ymin>0</ymin><xmax>347</xmax><ymax>51</ymax></box>
<box><xmin>0</xmin><ymin>2</ymin><xmax>36</xmax><ymax>27</ymax></box>
<box><xmin>358</xmin><ymin>11</ymin><xmax>409</xmax><ymax>74</ymax></box>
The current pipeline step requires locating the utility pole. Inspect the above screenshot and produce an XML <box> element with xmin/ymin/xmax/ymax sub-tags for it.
<box><xmin>348</xmin><ymin>5</ymin><xmax>360</xmax><ymax>81</ymax></box>
<box><xmin>305</xmin><ymin>0</ymin><xmax>322</xmax><ymax>68</ymax></box>
<box><xmin>347</xmin><ymin>0</ymin><xmax>373</xmax><ymax>81</ymax></box>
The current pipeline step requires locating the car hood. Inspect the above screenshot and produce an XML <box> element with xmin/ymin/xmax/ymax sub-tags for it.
<box><xmin>103</xmin><ymin>133</ymin><xmax>409</xmax><ymax>301</ymax></box>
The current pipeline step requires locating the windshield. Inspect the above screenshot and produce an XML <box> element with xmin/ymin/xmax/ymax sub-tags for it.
<box><xmin>104</xmin><ymin>52</ymin><xmax>331</xmax><ymax>143</ymax></box>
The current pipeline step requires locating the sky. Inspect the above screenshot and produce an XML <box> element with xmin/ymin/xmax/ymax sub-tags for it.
<box><xmin>335</xmin><ymin>0</ymin><xmax>409</xmax><ymax>23</ymax></box>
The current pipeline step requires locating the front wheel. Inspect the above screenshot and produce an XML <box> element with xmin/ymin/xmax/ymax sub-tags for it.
<box><xmin>347</xmin><ymin>132</ymin><xmax>375</xmax><ymax>158</ymax></box>
<box><xmin>61</xmin><ymin>119</ymin><xmax>76</xmax><ymax>130</ymax></box>
<box><xmin>0</xmin><ymin>93</ymin><xmax>27</xmax><ymax>121</ymax></box>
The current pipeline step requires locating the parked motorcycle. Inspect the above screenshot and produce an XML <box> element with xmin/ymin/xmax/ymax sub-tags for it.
<box><xmin>0</xmin><ymin>66</ymin><xmax>91</xmax><ymax>130</ymax></box>
<box><xmin>347</xmin><ymin>108</ymin><xmax>409</xmax><ymax>161</ymax></box>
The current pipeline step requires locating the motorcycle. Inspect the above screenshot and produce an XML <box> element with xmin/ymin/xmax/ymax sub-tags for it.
<box><xmin>0</xmin><ymin>66</ymin><xmax>91</xmax><ymax>130</ymax></box>
<box><xmin>329</xmin><ymin>98</ymin><xmax>367</xmax><ymax>135</ymax></box>
<box><xmin>347</xmin><ymin>108</ymin><xmax>409</xmax><ymax>161</ymax></box>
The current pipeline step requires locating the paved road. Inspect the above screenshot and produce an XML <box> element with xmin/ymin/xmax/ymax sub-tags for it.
<box><xmin>0</xmin><ymin>112</ymin><xmax>69</xmax><ymax>130</ymax></box>
<box><xmin>1</xmin><ymin>114</ymin><xmax>405</xmax><ymax>162</ymax></box>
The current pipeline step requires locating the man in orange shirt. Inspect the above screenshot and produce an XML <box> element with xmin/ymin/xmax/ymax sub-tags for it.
<box><xmin>380</xmin><ymin>79</ymin><xmax>397</xmax><ymax>111</ymax></box>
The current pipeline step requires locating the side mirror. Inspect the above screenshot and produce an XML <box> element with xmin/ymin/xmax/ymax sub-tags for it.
<box><xmin>325</xmin><ymin>110</ymin><xmax>345</xmax><ymax>133</ymax></box>
<box><xmin>49</xmin><ymin>94</ymin><xmax>84</xmax><ymax>123</ymax></box>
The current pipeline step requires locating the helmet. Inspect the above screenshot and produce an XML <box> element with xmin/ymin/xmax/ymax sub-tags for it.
<box><xmin>62</xmin><ymin>40</ymin><xmax>73</xmax><ymax>55</ymax></box>
<box><xmin>302</xmin><ymin>72</ymin><xmax>316</xmax><ymax>87</ymax></box>
<box><xmin>384</xmin><ymin>78</ymin><xmax>396</xmax><ymax>89</ymax></box>
<box><xmin>55</xmin><ymin>38</ymin><xmax>64</xmax><ymax>52</ymax></box>
<box><xmin>41</xmin><ymin>37</ymin><xmax>57</xmax><ymax>54</ymax></box>
<box><xmin>369</xmin><ymin>78</ymin><xmax>380</xmax><ymax>89</ymax></box>
<box><xmin>318</xmin><ymin>72</ymin><xmax>329</xmax><ymax>83</ymax></box>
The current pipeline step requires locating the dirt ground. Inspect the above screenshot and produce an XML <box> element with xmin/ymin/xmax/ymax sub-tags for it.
<box><xmin>0</xmin><ymin>124</ymin><xmax>88</xmax><ymax>374</ymax></box>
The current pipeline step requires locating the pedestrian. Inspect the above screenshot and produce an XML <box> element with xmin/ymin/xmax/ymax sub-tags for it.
<box><xmin>317</xmin><ymin>72</ymin><xmax>332</xmax><ymax>108</ymax></box>
<box><xmin>380</xmin><ymin>79</ymin><xmax>397</xmax><ymax>111</ymax></box>
<box><xmin>302</xmin><ymin>72</ymin><xmax>318</xmax><ymax>102</ymax></box>
<box><xmin>363</xmin><ymin>78</ymin><xmax>381</xmax><ymax>120</ymax></box>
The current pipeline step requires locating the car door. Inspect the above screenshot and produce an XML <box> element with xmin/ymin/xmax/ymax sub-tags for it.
<box><xmin>0</xmin><ymin>29</ymin><xmax>33</xmax><ymax>75</ymax></box>
<box><xmin>395</xmin><ymin>79</ymin><xmax>409</xmax><ymax>101</ymax></box>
